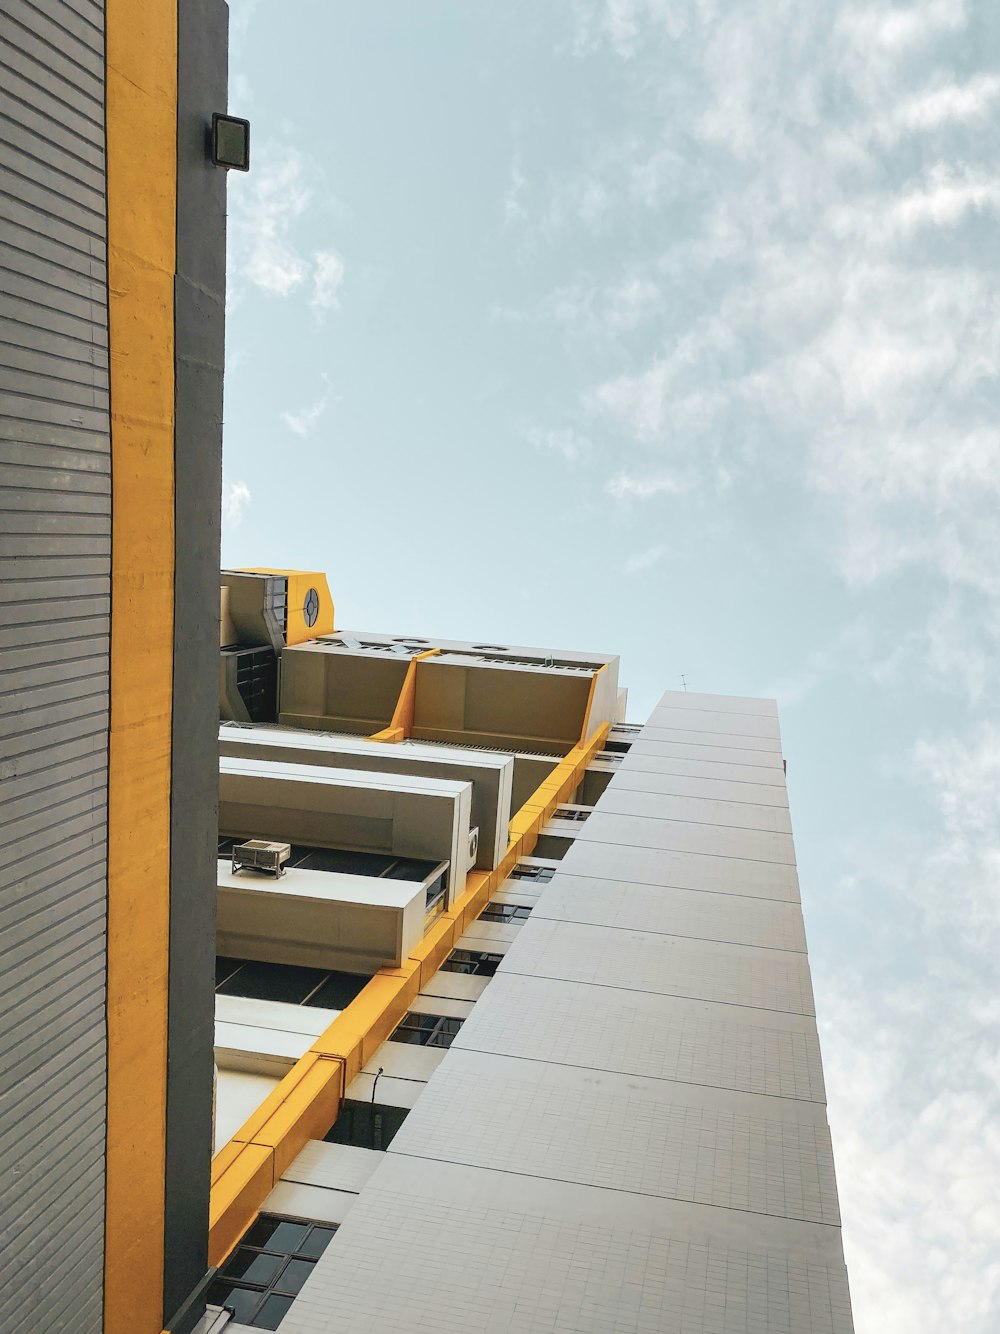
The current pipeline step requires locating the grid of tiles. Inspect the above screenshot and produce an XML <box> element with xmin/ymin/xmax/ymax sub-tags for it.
<box><xmin>455</xmin><ymin>977</ymin><xmax>827</xmax><ymax>1101</ymax></box>
<box><xmin>567</xmin><ymin>812</ymin><xmax>796</xmax><ymax>866</ymax></box>
<box><xmin>391</xmin><ymin>1065</ymin><xmax>840</xmax><ymax>1224</ymax></box>
<box><xmin>596</xmin><ymin>788</ymin><xmax>793</xmax><ymax>833</ymax></box>
<box><xmin>283</xmin><ymin>1187</ymin><xmax>855</xmax><ymax>1334</ymax></box>
<box><xmin>504</xmin><ymin>919</ymin><xmax>816</xmax><ymax>1015</ymax></box>
<box><xmin>552</xmin><ymin>841</ymin><xmax>802</xmax><ymax>900</ymax></box>
<box><xmin>537</xmin><ymin>877</ymin><xmax>808</xmax><ymax>952</ymax></box>
<box><xmin>609</xmin><ymin>770</ymin><xmax>790</xmax><ymax>807</ymax></box>
<box><xmin>279</xmin><ymin>689</ymin><xmax>852</xmax><ymax>1331</ymax></box>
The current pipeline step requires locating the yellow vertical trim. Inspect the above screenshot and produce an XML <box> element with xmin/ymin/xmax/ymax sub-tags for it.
<box><xmin>104</xmin><ymin>2</ymin><xmax>177</xmax><ymax>1330</ymax></box>
<box><xmin>367</xmin><ymin>647</ymin><xmax>441</xmax><ymax>742</ymax></box>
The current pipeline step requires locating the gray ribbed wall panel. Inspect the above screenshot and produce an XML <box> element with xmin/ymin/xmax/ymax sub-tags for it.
<box><xmin>0</xmin><ymin>1</ymin><xmax>109</xmax><ymax>1330</ymax></box>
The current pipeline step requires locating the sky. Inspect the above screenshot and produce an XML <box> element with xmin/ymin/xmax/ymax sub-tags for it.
<box><xmin>220</xmin><ymin>3</ymin><xmax>1000</xmax><ymax>1328</ymax></box>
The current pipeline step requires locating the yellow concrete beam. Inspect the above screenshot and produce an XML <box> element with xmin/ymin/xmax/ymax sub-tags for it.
<box><xmin>366</xmin><ymin>647</ymin><xmax>440</xmax><ymax>742</ymax></box>
<box><xmin>104</xmin><ymin>1</ymin><xmax>176</xmax><ymax>1328</ymax></box>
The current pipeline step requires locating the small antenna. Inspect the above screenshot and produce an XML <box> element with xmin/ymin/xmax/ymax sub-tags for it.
<box><xmin>678</xmin><ymin>673</ymin><xmax>689</xmax><ymax>691</ymax></box>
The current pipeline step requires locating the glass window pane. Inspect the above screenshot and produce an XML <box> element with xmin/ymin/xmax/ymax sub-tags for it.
<box><xmin>221</xmin><ymin>1247</ymin><xmax>283</xmax><ymax>1286</ymax></box>
<box><xmin>252</xmin><ymin>1293</ymin><xmax>295</xmax><ymax>1330</ymax></box>
<box><xmin>217</xmin><ymin>960</ymin><xmax>329</xmax><ymax>1004</ymax></box>
<box><xmin>273</xmin><ymin>1257</ymin><xmax>314</xmax><ymax>1295</ymax></box>
<box><xmin>205</xmin><ymin>1281</ymin><xmax>261</xmax><ymax>1323</ymax></box>
<box><xmin>215</xmin><ymin>957</ymin><xmax>243</xmax><ymax>987</ymax></box>
<box><xmin>303</xmin><ymin>970</ymin><xmax>370</xmax><ymax>1010</ymax></box>
<box><xmin>242</xmin><ymin>1216</ymin><xmax>309</xmax><ymax>1252</ymax></box>
<box><xmin>297</xmin><ymin>1226</ymin><xmax>336</xmax><ymax>1258</ymax></box>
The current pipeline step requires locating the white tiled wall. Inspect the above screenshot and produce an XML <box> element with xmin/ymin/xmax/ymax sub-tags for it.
<box><xmin>278</xmin><ymin>690</ymin><xmax>854</xmax><ymax>1333</ymax></box>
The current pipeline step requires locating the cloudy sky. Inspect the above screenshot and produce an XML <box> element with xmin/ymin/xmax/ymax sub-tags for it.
<box><xmin>221</xmin><ymin>3</ymin><xmax>1000</xmax><ymax>1327</ymax></box>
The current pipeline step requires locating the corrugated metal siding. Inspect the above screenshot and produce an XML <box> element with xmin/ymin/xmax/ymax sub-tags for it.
<box><xmin>0</xmin><ymin>1</ymin><xmax>109</xmax><ymax>1330</ymax></box>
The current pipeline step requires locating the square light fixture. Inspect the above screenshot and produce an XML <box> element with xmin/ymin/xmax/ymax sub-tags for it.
<box><xmin>211</xmin><ymin>113</ymin><xmax>250</xmax><ymax>171</ymax></box>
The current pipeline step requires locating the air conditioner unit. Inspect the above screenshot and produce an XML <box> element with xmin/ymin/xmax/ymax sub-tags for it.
<box><xmin>467</xmin><ymin>826</ymin><xmax>480</xmax><ymax>867</ymax></box>
<box><xmin>231</xmin><ymin>839</ymin><xmax>291</xmax><ymax>878</ymax></box>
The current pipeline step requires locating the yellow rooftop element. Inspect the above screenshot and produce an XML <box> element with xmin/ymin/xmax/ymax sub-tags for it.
<box><xmin>234</xmin><ymin>568</ymin><xmax>334</xmax><ymax>645</ymax></box>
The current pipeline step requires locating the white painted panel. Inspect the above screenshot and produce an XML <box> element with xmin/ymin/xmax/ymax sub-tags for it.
<box><xmin>281</xmin><ymin>1139</ymin><xmax>385</xmax><ymax>1194</ymax></box>
<box><xmin>214</xmin><ymin>1070</ymin><xmax>280</xmax><ymax>1151</ymax></box>
<box><xmin>408</xmin><ymin>994</ymin><xmax>476</xmax><ymax>1020</ymax></box>
<box><xmin>215</xmin><ymin>993</ymin><xmax>339</xmax><ymax>1036</ymax></box>
<box><xmin>345</xmin><ymin>1073</ymin><xmax>425</xmax><ymax>1109</ymax></box>
<box><xmin>361</xmin><ymin>1040</ymin><xmax>448</xmax><ymax>1081</ymax></box>
<box><xmin>262</xmin><ymin>1180</ymin><xmax>359</xmax><ymax>1226</ymax></box>
<box><xmin>418</xmin><ymin>971</ymin><xmax>492</xmax><ymax>1002</ymax></box>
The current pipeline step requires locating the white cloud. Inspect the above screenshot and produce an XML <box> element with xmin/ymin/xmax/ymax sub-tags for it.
<box><xmin>495</xmin><ymin>274</ymin><xmax>661</xmax><ymax>340</ymax></box>
<box><xmin>836</xmin><ymin>0</ymin><xmax>967</xmax><ymax>56</ymax></box>
<box><xmin>605</xmin><ymin>277</ymin><xmax>660</xmax><ymax>331</ymax></box>
<box><xmin>820</xmin><ymin>720</ymin><xmax>1000</xmax><ymax>1333</ymax></box>
<box><xmin>228</xmin><ymin>149</ymin><xmax>346</xmax><ymax>309</ymax></box>
<box><xmin>311</xmin><ymin>250</ymin><xmax>345</xmax><ymax>311</ymax></box>
<box><xmin>605</xmin><ymin>471</ymin><xmax>684</xmax><ymax>501</ymax></box>
<box><xmin>282</xmin><ymin>396</ymin><xmax>328</xmax><ymax>438</ymax></box>
<box><xmin>230</xmin><ymin>155</ymin><xmax>312</xmax><ymax>299</ymax></box>
<box><xmin>881</xmin><ymin>75</ymin><xmax>1000</xmax><ymax>137</ymax></box>
<box><xmin>823</xmin><ymin>980</ymin><xmax>1000</xmax><ymax>1334</ymax></box>
<box><xmin>623</xmin><ymin>543</ymin><xmax>667</xmax><ymax>573</ymax></box>
<box><xmin>222</xmin><ymin>480</ymin><xmax>251</xmax><ymax>530</ymax></box>
<box><xmin>604</xmin><ymin>0</ymin><xmax>639</xmax><ymax>59</ymax></box>
<box><xmin>525</xmin><ymin>425</ymin><xmax>591</xmax><ymax>463</ymax></box>
<box><xmin>504</xmin><ymin>154</ymin><xmax>528</xmax><ymax>224</ymax></box>
<box><xmin>889</xmin><ymin>163</ymin><xmax>1000</xmax><ymax>233</ymax></box>
<box><xmin>816</xmin><ymin>709</ymin><xmax>1000</xmax><ymax>1334</ymax></box>
<box><xmin>577</xmin><ymin>6</ymin><xmax>1000</xmax><ymax>600</ymax></box>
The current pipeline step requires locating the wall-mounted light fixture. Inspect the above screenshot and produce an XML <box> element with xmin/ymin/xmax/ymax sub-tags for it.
<box><xmin>210</xmin><ymin>113</ymin><xmax>250</xmax><ymax>171</ymax></box>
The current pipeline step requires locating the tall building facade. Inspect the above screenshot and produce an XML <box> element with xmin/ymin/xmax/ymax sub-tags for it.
<box><xmin>204</xmin><ymin>585</ymin><xmax>854</xmax><ymax>1334</ymax></box>
<box><xmin>1</xmin><ymin>4</ymin><xmax>853</xmax><ymax>1332</ymax></box>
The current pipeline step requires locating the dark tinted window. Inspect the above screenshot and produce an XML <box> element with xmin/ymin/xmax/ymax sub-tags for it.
<box><xmin>208</xmin><ymin>1214</ymin><xmax>338</xmax><ymax>1329</ymax></box>
<box><xmin>216</xmin><ymin>960</ymin><xmax>329</xmax><ymax>1005</ymax></box>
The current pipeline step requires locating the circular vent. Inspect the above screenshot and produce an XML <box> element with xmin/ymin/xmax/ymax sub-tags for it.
<box><xmin>473</xmin><ymin>644</ymin><xmax>508</xmax><ymax>651</ymax></box>
<box><xmin>303</xmin><ymin>587</ymin><xmax>320</xmax><ymax>627</ymax></box>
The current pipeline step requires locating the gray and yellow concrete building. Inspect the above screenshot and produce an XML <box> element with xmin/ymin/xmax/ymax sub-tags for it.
<box><xmin>1</xmin><ymin>4</ymin><xmax>854</xmax><ymax>1332</ymax></box>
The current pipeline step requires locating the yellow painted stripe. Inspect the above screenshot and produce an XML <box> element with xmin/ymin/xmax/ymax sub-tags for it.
<box><xmin>104</xmin><ymin>1</ymin><xmax>177</xmax><ymax>1329</ymax></box>
<box><xmin>207</xmin><ymin>722</ymin><xmax>610</xmax><ymax>1264</ymax></box>
<box><xmin>367</xmin><ymin>647</ymin><xmax>440</xmax><ymax>742</ymax></box>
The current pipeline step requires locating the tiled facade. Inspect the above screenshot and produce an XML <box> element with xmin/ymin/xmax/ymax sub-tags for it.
<box><xmin>275</xmin><ymin>690</ymin><xmax>854</xmax><ymax>1333</ymax></box>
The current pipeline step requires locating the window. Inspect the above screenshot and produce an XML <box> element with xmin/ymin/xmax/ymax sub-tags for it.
<box><xmin>391</xmin><ymin>1011</ymin><xmax>464</xmax><ymax>1048</ymax></box>
<box><xmin>326</xmin><ymin>1099</ymin><xmax>409</xmax><ymax>1151</ymax></box>
<box><xmin>207</xmin><ymin>1213</ymin><xmax>337</xmax><ymax>1329</ymax></box>
<box><xmin>552</xmin><ymin>807</ymin><xmax>591</xmax><ymax>822</ymax></box>
<box><xmin>480</xmin><ymin>901</ymin><xmax>532</xmax><ymax>925</ymax></box>
<box><xmin>441</xmin><ymin>948</ymin><xmax>503</xmax><ymax>977</ymax></box>
<box><xmin>510</xmin><ymin>864</ymin><xmax>555</xmax><ymax>883</ymax></box>
<box><xmin>216</xmin><ymin>958</ymin><xmax>371</xmax><ymax>1010</ymax></box>
<box><xmin>424</xmin><ymin>867</ymin><xmax>447</xmax><ymax>914</ymax></box>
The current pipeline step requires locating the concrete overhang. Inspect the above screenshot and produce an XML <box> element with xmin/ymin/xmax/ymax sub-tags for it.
<box><xmin>219</xmin><ymin>756</ymin><xmax>475</xmax><ymax>902</ymax></box>
<box><xmin>216</xmin><ymin>860</ymin><xmax>430</xmax><ymax>972</ymax></box>
<box><xmin>278</xmin><ymin>633</ymin><xmax>622</xmax><ymax>755</ymax></box>
<box><xmin>219</xmin><ymin>725</ymin><xmax>512</xmax><ymax>871</ymax></box>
